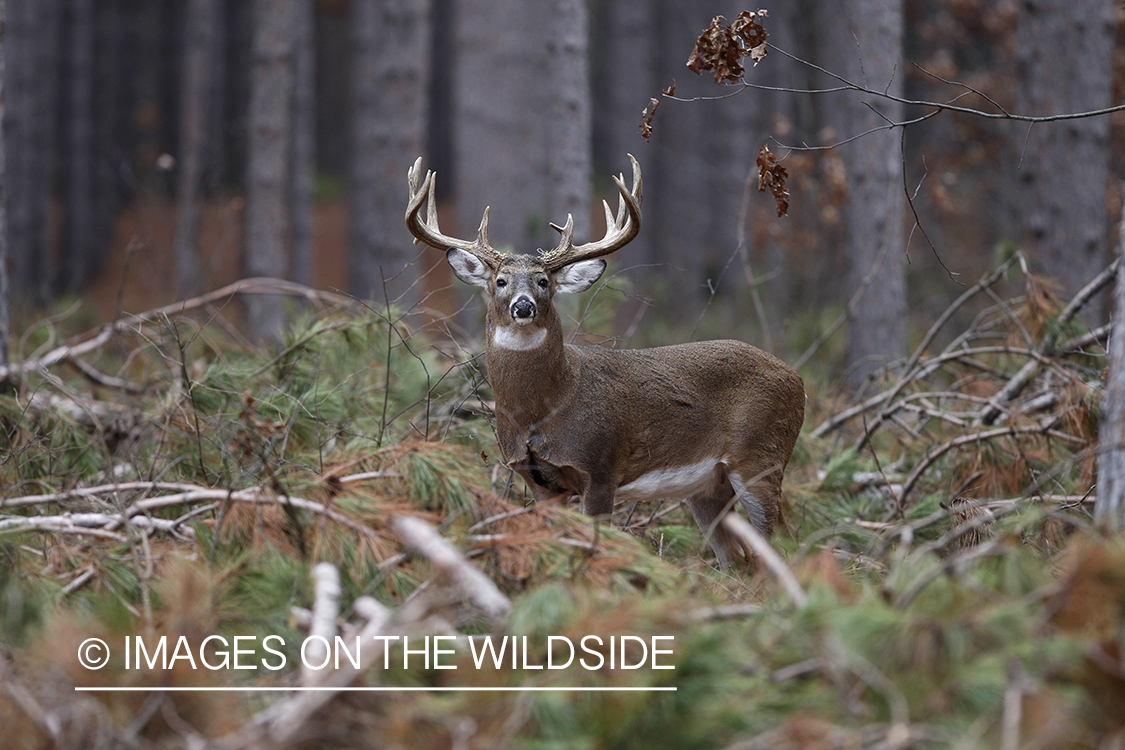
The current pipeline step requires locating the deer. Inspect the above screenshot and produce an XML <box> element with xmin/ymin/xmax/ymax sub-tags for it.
<box><xmin>404</xmin><ymin>154</ymin><xmax>805</xmax><ymax>567</ymax></box>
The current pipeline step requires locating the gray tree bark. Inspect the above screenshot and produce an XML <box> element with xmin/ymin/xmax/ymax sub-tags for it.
<box><xmin>453</xmin><ymin>0</ymin><xmax>590</xmax><ymax>257</ymax></box>
<box><xmin>819</xmin><ymin>0</ymin><xmax>906</xmax><ymax>392</ymax></box>
<box><xmin>0</xmin><ymin>0</ymin><xmax>8</xmax><ymax>367</ymax></box>
<box><xmin>1016</xmin><ymin>0</ymin><xmax>1115</xmax><ymax>316</ymax></box>
<box><xmin>1096</xmin><ymin>198</ymin><xmax>1125</xmax><ymax>531</ymax></box>
<box><xmin>174</xmin><ymin>0</ymin><xmax>221</xmax><ymax>299</ymax></box>
<box><xmin>6</xmin><ymin>0</ymin><xmax>57</xmax><ymax>307</ymax></box>
<box><xmin>290</xmin><ymin>0</ymin><xmax>315</xmax><ymax>287</ymax></box>
<box><xmin>244</xmin><ymin>0</ymin><xmax>297</xmax><ymax>341</ymax></box>
<box><xmin>62</xmin><ymin>0</ymin><xmax>99</xmax><ymax>294</ymax></box>
<box><xmin>350</xmin><ymin>0</ymin><xmax>432</xmax><ymax>307</ymax></box>
<box><xmin>546</xmin><ymin>0</ymin><xmax>590</xmax><ymax>245</ymax></box>
<box><xmin>596</xmin><ymin>0</ymin><xmax>657</xmax><ymax>280</ymax></box>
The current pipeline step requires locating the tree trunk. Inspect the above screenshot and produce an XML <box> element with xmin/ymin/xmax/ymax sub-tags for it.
<box><xmin>350</xmin><ymin>0</ymin><xmax>432</xmax><ymax>306</ymax></box>
<box><xmin>819</xmin><ymin>0</ymin><xmax>906</xmax><ymax>392</ymax></box>
<box><xmin>1096</xmin><ymin>197</ymin><xmax>1125</xmax><ymax>530</ymax></box>
<box><xmin>453</xmin><ymin>0</ymin><xmax>590</xmax><ymax>255</ymax></box>
<box><xmin>546</xmin><ymin>0</ymin><xmax>590</xmax><ymax>244</ymax></box>
<box><xmin>62</xmin><ymin>0</ymin><xmax>99</xmax><ymax>294</ymax></box>
<box><xmin>174</xmin><ymin>0</ymin><xmax>220</xmax><ymax>298</ymax></box>
<box><xmin>1016</xmin><ymin>0</ymin><xmax>1115</xmax><ymax>316</ymax></box>
<box><xmin>290</xmin><ymin>0</ymin><xmax>315</xmax><ymax>287</ymax></box>
<box><xmin>595</xmin><ymin>0</ymin><xmax>657</xmax><ymax>281</ymax></box>
<box><xmin>244</xmin><ymin>0</ymin><xmax>297</xmax><ymax>341</ymax></box>
<box><xmin>0</xmin><ymin>0</ymin><xmax>8</xmax><ymax>367</ymax></box>
<box><xmin>6</xmin><ymin>0</ymin><xmax>57</xmax><ymax>307</ymax></box>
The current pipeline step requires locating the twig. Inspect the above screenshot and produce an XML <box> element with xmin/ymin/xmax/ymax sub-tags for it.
<box><xmin>1050</xmin><ymin>259</ymin><xmax>1118</xmax><ymax>349</ymax></box>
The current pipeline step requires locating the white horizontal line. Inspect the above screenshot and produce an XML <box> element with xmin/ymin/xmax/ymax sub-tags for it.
<box><xmin>75</xmin><ymin>686</ymin><xmax>676</xmax><ymax>693</ymax></box>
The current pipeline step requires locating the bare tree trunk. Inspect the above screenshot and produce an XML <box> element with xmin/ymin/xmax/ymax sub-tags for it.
<box><xmin>290</xmin><ymin>0</ymin><xmax>315</xmax><ymax>287</ymax></box>
<box><xmin>350</xmin><ymin>0</ymin><xmax>432</xmax><ymax>306</ymax></box>
<box><xmin>546</xmin><ymin>0</ymin><xmax>590</xmax><ymax>242</ymax></box>
<box><xmin>0</xmin><ymin>0</ymin><xmax>8</xmax><ymax>368</ymax></box>
<box><xmin>819</xmin><ymin>0</ymin><xmax>906</xmax><ymax>392</ymax></box>
<box><xmin>1016</xmin><ymin>0</ymin><xmax>1114</xmax><ymax>316</ymax></box>
<box><xmin>453</xmin><ymin>0</ymin><xmax>590</xmax><ymax>255</ymax></box>
<box><xmin>647</xmin><ymin>2</ymin><xmax>711</xmax><ymax>296</ymax></box>
<box><xmin>244</xmin><ymin>0</ymin><xmax>297</xmax><ymax>341</ymax></box>
<box><xmin>62</xmin><ymin>0</ymin><xmax>99</xmax><ymax>294</ymax></box>
<box><xmin>1096</xmin><ymin>196</ymin><xmax>1125</xmax><ymax>530</ymax></box>
<box><xmin>6</xmin><ymin>0</ymin><xmax>57</xmax><ymax>307</ymax></box>
<box><xmin>174</xmin><ymin>0</ymin><xmax>220</xmax><ymax>299</ymax></box>
<box><xmin>595</xmin><ymin>0</ymin><xmax>657</xmax><ymax>280</ymax></box>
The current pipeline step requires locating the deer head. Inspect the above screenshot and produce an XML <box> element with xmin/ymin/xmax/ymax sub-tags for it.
<box><xmin>405</xmin><ymin>156</ymin><xmax>642</xmax><ymax>346</ymax></box>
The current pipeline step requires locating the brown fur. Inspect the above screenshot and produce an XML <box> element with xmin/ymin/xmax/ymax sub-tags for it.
<box><xmin>469</xmin><ymin>253</ymin><xmax>805</xmax><ymax>567</ymax></box>
<box><xmin>408</xmin><ymin>157</ymin><xmax>805</xmax><ymax>566</ymax></box>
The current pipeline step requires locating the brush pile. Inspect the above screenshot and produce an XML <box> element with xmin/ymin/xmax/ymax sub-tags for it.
<box><xmin>0</xmin><ymin>268</ymin><xmax>1123</xmax><ymax>749</ymax></box>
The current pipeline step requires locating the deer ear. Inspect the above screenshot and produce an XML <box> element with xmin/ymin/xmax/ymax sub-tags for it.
<box><xmin>447</xmin><ymin>248</ymin><xmax>492</xmax><ymax>289</ymax></box>
<box><xmin>554</xmin><ymin>259</ymin><xmax>606</xmax><ymax>294</ymax></box>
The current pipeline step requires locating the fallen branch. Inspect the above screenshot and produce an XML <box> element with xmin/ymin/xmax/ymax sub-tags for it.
<box><xmin>217</xmin><ymin>564</ymin><xmax>397</xmax><ymax>750</ymax></box>
<box><xmin>721</xmin><ymin>514</ymin><xmax>808</xmax><ymax>608</ymax></box>
<box><xmin>391</xmin><ymin>514</ymin><xmax>512</xmax><ymax>621</ymax></box>
<box><xmin>0</xmin><ymin>277</ymin><xmax>358</xmax><ymax>380</ymax></box>
<box><xmin>302</xmin><ymin>562</ymin><xmax>342</xmax><ymax>686</ymax></box>
<box><xmin>897</xmin><ymin>424</ymin><xmax>1084</xmax><ymax>508</ymax></box>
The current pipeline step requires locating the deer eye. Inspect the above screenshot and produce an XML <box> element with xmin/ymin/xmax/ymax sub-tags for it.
<box><xmin>538</xmin><ymin>278</ymin><xmax>549</xmax><ymax>289</ymax></box>
<box><xmin>495</xmin><ymin>278</ymin><xmax>507</xmax><ymax>288</ymax></box>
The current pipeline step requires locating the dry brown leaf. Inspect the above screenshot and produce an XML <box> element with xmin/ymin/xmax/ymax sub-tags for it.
<box><xmin>639</xmin><ymin>97</ymin><xmax>660</xmax><ymax>142</ymax></box>
<box><xmin>756</xmin><ymin>144</ymin><xmax>790</xmax><ymax>216</ymax></box>
<box><xmin>686</xmin><ymin>10</ymin><xmax>769</xmax><ymax>85</ymax></box>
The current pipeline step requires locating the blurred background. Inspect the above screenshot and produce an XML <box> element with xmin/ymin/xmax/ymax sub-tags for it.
<box><xmin>3</xmin><ymin>0</ymin><xmax>1122</xmax><ymax>388</ymax></box>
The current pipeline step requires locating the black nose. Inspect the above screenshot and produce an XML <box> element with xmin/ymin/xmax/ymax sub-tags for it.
<box><xmin>512</xmin><ymin>297</ymin><xmax>535</xmax><ymax>319</ymax></box>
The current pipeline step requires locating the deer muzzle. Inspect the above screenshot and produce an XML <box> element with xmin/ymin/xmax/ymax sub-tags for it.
<box><xmin>511</xmin><ymin>295</ymin><xmax>536</xmax><ymax>321</ymax></box>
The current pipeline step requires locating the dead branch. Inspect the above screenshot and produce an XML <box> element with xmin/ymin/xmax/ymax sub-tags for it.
<box><xmin>390</xmin><ymin>514</ymin><xmax>512</xmax><ymax>621</ymax></box>
<box><xmin>301</xmin><ymin>562</ymin><xmax>342</xmax><ymax>686</ymax></box>
<box><xmin>215</xmin><ymin>564</ymin><xmax>397</xmax><ymax>750</ymax></box>
<box><xmin>720</xmin><ymin>514</ymin><xmax>808</xmax><ymax>608</ymax></box>
<box><xmin>0</xmin><ymin>277</ymin><xmax>359</xmax><ymax>380</ymax></box>
<box><xmin>897</xmin><ymin>424</ymin><xmax>1084</xmax><ymax>508</ymax></box>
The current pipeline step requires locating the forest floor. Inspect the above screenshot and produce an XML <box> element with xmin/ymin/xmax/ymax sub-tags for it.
<box><xmin>1</xmin><ymin>253</ymin><xmax>1123</xmax><ymax>749</ymax></box>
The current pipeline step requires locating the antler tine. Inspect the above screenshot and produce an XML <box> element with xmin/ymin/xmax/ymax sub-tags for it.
<box><xmin>548</xmin><ymin>213</ymin><xmax>575</xmax><ymax>251</ymax></box>
<box><xmin>477</xmin><ymin>207</ymin><xmax>491</xmax><ymax>250</ymax></box>
<box><xmin>405</xmin><ymin>157</ymin><xmax>502</xmax><ymax>267</ymax></box>
<box><xmin>544</xmin><ymin>154</ymin><xmax>642</xmax><ymax>271</ymax></box>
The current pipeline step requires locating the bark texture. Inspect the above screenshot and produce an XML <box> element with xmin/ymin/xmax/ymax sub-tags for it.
<box><xmin>350</xmin><ymin>0</ymin><xmax>432</xmax><ymax>306</ymax></box>
<box><xmin>1016</xmin><ymin>0</ymin><xmax>1115</xmax><ymax>316</ymax></box>
<box><xmin>244</xmin><ymin>0</ymin><xmax>297</xmax><ymax>340</ymax></box>
<box><xmin>820</xmin><ymin>0</ymin><xmax>907</xmax><ymax>392</ymax></box>
<box><xmin>1096</xmin><ymin>198</ymin><xmax>1125</xmax><ymax>530</ymax></box>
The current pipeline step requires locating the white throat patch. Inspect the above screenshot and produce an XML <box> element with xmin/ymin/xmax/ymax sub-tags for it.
<box><xmin>492</xmin><ymin>325</ymin><xmax>548</xmax><ymax>351</ymax></box>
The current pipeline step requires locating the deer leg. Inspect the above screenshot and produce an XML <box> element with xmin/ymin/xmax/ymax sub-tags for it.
<box><xmin>582</xmin><ymin>482</ymin><xmax>616</xmax><ymax>517</ymax></box>
<box><xmin>684</xmin><ymin>481</ymin><xmax>750</xmax><ymax>568</ymax></box>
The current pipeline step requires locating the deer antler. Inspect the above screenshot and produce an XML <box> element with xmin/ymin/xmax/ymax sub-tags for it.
<box><xmin>405</xmin><ymin>157</ymin><xmax>503</xmax><ymax>268</ymax></box>
<box><xmin>542</xmin><ymin>154</ymin><xmax>642</xmax><ymax>271</ymax></box>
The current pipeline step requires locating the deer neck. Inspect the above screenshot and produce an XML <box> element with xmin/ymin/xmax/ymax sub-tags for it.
<box><xmin>485</xmin><ymin>311</ymin><xmax>575</xmax><ymax>426</ymax></box>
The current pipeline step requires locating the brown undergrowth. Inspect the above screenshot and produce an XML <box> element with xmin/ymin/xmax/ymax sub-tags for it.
<box><xmin>1</xmin><ymin>270</ymin><xmax>1124</xmax><ymax>749</ymax></box>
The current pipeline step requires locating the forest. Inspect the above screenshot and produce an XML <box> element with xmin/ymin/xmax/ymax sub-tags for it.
<box><xmin>2</xmin><ymin>0</ymin><xmax>1125</xmax><ymax>748</ymax></box>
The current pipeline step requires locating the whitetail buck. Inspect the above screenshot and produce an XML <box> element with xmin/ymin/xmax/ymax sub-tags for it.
<box><xmin>405</xmin><ymin>155</ymin><xmax>805</xmax><ymax>566</ymax></box>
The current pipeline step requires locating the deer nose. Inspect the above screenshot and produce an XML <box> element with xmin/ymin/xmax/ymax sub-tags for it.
<box><xmin>511</xmin><ymin>296</ymin><xmax>536</xmax><ymax>320</ymax></box>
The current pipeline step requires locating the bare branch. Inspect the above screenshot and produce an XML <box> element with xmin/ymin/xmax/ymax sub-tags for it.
<box><xmin>390</xmin><ymin>514</ymin><xmax>512</xmax><ymax>620</ymax></box>
<box><xmin>720</xmin><ymin>513</ymin><xmax>808</xmax><ymax>608</ymax></box>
